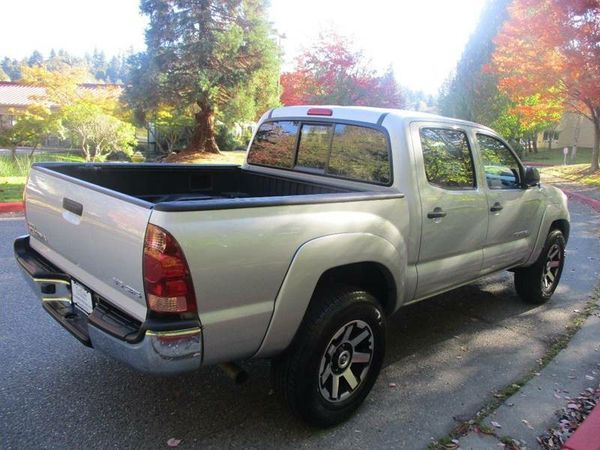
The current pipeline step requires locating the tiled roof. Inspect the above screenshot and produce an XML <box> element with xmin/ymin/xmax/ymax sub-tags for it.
<box><xmin>0</xmin><ymin>82</ymin><xmax>46</xmax><ymax>107</ymax></box>
<box><xmin>0</xmin><ymin>81</ymin><xmax>123</xmax><ymax>107</ymax></box>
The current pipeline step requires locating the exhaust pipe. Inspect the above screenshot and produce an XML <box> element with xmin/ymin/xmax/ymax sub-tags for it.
<box><xmin>218</xmin><ymin>362</ymin><xmax>249</xmax><ymax>384</ymax></box>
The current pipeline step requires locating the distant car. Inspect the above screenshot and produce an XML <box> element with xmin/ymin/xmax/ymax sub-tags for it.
<box><xmin>15</xmin><ymin>106</ymin><xmax>569</xmax><ymax>427</ymax></box>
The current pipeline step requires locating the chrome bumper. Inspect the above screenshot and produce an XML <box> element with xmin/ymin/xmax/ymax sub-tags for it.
<box><xmin>88</xmin><ymin>326</ymin><xmax>203</xmax><ymax>375</ymax></box>
<box><xmin>14</xmin><ymin>235</ymin><xmax>203</xmax><ymax>375</ymax></box>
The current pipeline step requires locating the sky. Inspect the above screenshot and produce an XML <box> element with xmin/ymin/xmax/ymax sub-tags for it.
<box><xmin>0</xmin><ymin>0</ymin><xmax>487</xmax><ymax>95</ymax></box>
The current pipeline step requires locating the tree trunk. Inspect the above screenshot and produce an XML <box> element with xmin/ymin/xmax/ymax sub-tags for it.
<box><xmin>184</xmin><ymin>104</ymin><xmax>220</xmax><ymax>154</ymax></box>
<box><xmin>591</xmin><ymin>119</ymin><xmax>599</xmax><ymax>172</ymax></box>
<box><xmin>532</xmin><ymin>134</ymin><xmax>538</xmax><ymax>153</ymax></box>
<box><xmin>28</xmin><ymin>144</ymin><xmax>38</xmax><ymax>158</ymax></box>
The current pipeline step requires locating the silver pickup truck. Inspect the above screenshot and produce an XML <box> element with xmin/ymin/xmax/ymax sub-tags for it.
<box><xmin>15</xmin><ymin>106</ymin><xmax>569</xmax><ymax>426</ymax></box>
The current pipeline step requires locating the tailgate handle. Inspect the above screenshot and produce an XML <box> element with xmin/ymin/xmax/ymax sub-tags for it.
<box><xmin>63</xmin><ymin>198</ymin><xmax>83</xmax><ymax>216</ymax></box>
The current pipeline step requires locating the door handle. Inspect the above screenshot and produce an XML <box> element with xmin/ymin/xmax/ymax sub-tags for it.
<box><xmin>490</xmin><ymin>202</ymin><xmax>503</xmax><ymax>212</ymax></box>
<box><xmin>63</xmin><ymin>197</ymin><xmax>83</xmax><ymax>216</ymax></box>
<box><xmin>427</xmin><ymin>207</ymin><xmax>447</xmax><ymax>219</ymax></box>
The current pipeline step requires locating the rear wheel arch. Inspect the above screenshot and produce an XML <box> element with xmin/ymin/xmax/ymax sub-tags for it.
<box><xmin>310</xmin><ymin>262</ymin><xmax>397</xmax><ymax>317</ymax></box>
<box><xmin>254</xmin><ymin>233</ymin><xmax>405</xmax><ymax>358</ymax></box>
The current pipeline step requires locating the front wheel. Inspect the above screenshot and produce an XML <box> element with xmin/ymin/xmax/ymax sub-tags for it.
<box><xmin>514</xmin><ymin>229</ymin><xmax>566</xmax><ymax>304</ymax></box>
<box><xmin>272</xmin><ymin>287</ymin><xmax>385</xmax><ymax>427</ymax></box>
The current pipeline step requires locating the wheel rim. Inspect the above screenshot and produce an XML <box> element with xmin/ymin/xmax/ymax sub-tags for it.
<box><xmin>318</xmin><ymin>320</ymin><xmax>374</xmax><ymax>403</ymax></box>
<box><xmin>542</xmin><ymin>243</ymin><xmax>562</xmax><ymax>293</ymax></box>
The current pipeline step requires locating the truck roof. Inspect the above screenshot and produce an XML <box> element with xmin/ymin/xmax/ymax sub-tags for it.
<box><xmin>268</xmin><ymin>105</ymin><xmax>495</xmax><ymax>133</ymax></box>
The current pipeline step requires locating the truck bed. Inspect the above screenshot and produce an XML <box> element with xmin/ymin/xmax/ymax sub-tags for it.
<box><xmin>36</xmin><ymin>163</ymin><xmax>350</xmax><ymax>207</ymax></box>
<box><xmin>24</xmin><ymin>161</ymin><xmax>401</xmax><ymax>323</ymax></box>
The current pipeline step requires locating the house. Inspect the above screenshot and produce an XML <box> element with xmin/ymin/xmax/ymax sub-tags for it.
<box><xmin>537</xmin><ymin>112</ymin><xmax>596</xmax><ymax>150</ymax></box>
<box><xmin>0</xmin><ymin>81</ymin><xmax>125</xmax><ymax>149</ymax></box>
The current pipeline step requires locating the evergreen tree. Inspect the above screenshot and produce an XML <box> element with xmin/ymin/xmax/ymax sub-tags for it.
<box><xmin>27</xmin><ymin>50</ymin><xmax>44</xmax><ymax>66</ymax></box>
<box><xmin>1</xmin><ymin>57</ymin><xmax>20</xmax><ymax>81</ymax></box>
<box><xmin>126</xmin><ymin>0</ymin><xmax>281</xmax><ymax>154</ymax></box>
<box><xmin>106</xmin><ymin>56</ymin><xmax>123</xmax><ymax>83</ymax></box>
<box><xmin>438</xmin><ymin>0</ymin><xmax>510</xmax><ymax>123</ymax></box>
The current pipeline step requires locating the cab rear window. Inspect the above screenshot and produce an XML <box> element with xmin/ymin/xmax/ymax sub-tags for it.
<box><xmin>247</xmin><ymin>120</ymin><xmax>391</xmax><ymax>185</ymax></box>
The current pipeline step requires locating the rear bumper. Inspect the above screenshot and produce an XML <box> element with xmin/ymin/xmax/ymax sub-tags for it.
<box><xmin>14</xmin><ymin>235</ymin><xmax>203</xmax><ymax>375</ymax></box>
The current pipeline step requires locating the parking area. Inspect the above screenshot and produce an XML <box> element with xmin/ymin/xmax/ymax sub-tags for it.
<box><xmin>1</xmin><ymin>200</ymin><xmax>599</xmax><ymax>449</ymax></box>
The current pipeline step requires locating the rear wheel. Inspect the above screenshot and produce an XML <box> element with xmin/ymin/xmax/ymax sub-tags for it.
<box><xmin>514</xmin><ymin>230</ymin><xmax>565</xmax><ymax>304</ymax></box>
<box><xmin>272</xmin><ymin>287</ymin><xmax>385</xmax><ymax>427</ymax></box>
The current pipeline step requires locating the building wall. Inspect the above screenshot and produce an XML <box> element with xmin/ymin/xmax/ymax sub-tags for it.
<box><xmin>537</xmin><ymin>112</ymin><xmax>595</xmax><ymax>149</ymax></box>
<box><xmin>0</xmin><ymin>104</ymin><xmax>21</xmax><ymax>129</ymax></box>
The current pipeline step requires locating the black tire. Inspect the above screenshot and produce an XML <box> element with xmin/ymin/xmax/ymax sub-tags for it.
<box><xmin>514</xmin><ymin>229</ymin><xmax>566</xmax><ymax>304</ymax></box>
<box><xmin>272</xmin><ymin>287</ymin><xmax>386</xmax><ymax>427</ymax></box>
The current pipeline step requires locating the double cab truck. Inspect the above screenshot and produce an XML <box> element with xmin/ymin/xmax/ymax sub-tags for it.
<box><xmin>15</xmin><ymin>106</ymin><xmax>570</xmax><ymax>426</ymax></box>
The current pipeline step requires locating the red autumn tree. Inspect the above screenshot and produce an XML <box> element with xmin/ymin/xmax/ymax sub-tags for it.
<box><xmin>491</xmin><ymin>0</ymin><xmax>600</xmax><ymax>170</ymax></box>
<box><xmin>280</xmin><ymin>32</ymin><xmax>403</xmax><ymax>108</ymax></box>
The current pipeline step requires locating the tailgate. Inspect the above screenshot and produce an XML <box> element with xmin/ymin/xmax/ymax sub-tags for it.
<box><xmin>24</xmin><ymin>166</ymin><xmax>152</xmax><ymax>321</ymax></box>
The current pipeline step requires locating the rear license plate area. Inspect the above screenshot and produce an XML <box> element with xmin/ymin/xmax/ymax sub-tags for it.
<box><xmin>71</xmin><ymin>279</ymin><xmax>93</xmax><ymax>314</ymax></box>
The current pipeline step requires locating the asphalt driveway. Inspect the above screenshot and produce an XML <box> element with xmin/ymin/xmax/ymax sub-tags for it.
<box><xmin>1</xmin><ymin>200</ymin><xmax>599</xmax><ymax>449</ymax></box>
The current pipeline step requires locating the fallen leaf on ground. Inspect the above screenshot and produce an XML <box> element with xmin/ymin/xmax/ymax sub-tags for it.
<box><xmin>388</xmin><ymin>383</ymin><xmax>397</xmax><ymax>388</ymax></box>
<box><xmin>167</xmin><ymin>438</ymin><xmax>182</xmax><ymax>447</ymax></box>
<box><xmin>491</xmin><ymin>421</ymin><xmax>502</xmax><ymax>428</ymax></box>
<box><xmin>585</xmin><ymin>375</ymin><xmax>594</xmax><ymax>380</ymax></box>
<box><xmin>522</xmin><ymin>419</ymin><xmax>534</xmax><ymax>429</ymax></box>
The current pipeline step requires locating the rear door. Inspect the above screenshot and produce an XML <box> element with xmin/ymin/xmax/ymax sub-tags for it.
<box><xmin>474</xmin><ymin>132</ymin><xmax>544</xmax><ymax>272</ymax></box>
<box><xmin>25</xmin><ymin>167</ymin><xmax>151</xmax><ymax>321</ymax></box>
<box><xmin>411</xmin><ymin>123</ymin><xmax>488</xmax><ymax>299</ymax></box>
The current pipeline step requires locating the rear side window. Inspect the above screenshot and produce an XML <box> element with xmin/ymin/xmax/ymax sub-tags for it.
<box><xmin>247</xmin><ymin>121</ymin><xmax>299</xmax><ymax>168</ymax></box>
<box><xmin>419</xmin><ymin>128</ymin><xmax>475</xmax><ymax>189</ymax></box>
<box><xmin>247</xmin><ymin>120</ymin><xmax>391</xmax><ymax>185</ymax></box>
<box><xmin>328</xmin><ymin>124</ymin><xmax>390</xmax><ymax>184</ymax></box>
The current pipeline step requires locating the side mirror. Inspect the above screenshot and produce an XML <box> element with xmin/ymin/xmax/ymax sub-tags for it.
<box><xmin>523</xmin><ymin>166</ymin><xmax>540</xmax><ymax>187</ymax></box>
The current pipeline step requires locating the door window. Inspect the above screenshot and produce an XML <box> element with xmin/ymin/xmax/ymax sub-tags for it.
<box><xmin>477</xmin><ymin>134</ymin><xmax>521</xmax><ymax>189</ymax></box>
<box><xmin>328</xmin><ymin>124</ymin><xmax>391</xmax><ymax>184</ymax></box>
<box><xmin>419</xmin><ymin>128</ymin><xmax>475</xmax><ymax>189</ymax></box>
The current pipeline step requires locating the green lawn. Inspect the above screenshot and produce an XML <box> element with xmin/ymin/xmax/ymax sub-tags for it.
<box><xmin>521</xmin><ymin>147</ymin><xmax>593</xmax><ymax>166</ymax></box>
<box><xmin>0</xmin><ymin>176</ymin><xmax>26</xmax><ymax>203</ymax></box>
<box><xmin>540</xmin><ymin>164</ymin><xmax>600</xmax><ymax>187</ymax></box>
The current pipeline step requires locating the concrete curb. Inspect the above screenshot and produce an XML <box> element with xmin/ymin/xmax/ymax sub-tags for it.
<box><xmin>0</xmin><ymin>202</ymin><xmax>24</xmax><ymax>213</ymax></box>
<box><xmin>564</xmin><ymin>405</ymin><xmax>600</xmax><ymax>450</ymax></box>
<box><xmin>563</xmin><ymin>188</ymin><xmax>600</xmax><ymax>212</ymax></box>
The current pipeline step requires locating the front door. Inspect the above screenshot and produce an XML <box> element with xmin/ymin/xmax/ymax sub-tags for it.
<box><xmin>475</xmin><ymin>133</ymin><xmax>544</xmax><ymax>272</ymax></box>
<box><xmin>412</xmin><ymin>124</ymin><xmax>489</xmax><ymax>300</ymax></box>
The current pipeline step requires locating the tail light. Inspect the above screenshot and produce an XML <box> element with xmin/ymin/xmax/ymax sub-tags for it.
<box><xmin>143</xmin><ymin>224</ymin><xmax>197</xmax><ymax>315</ymax></box>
